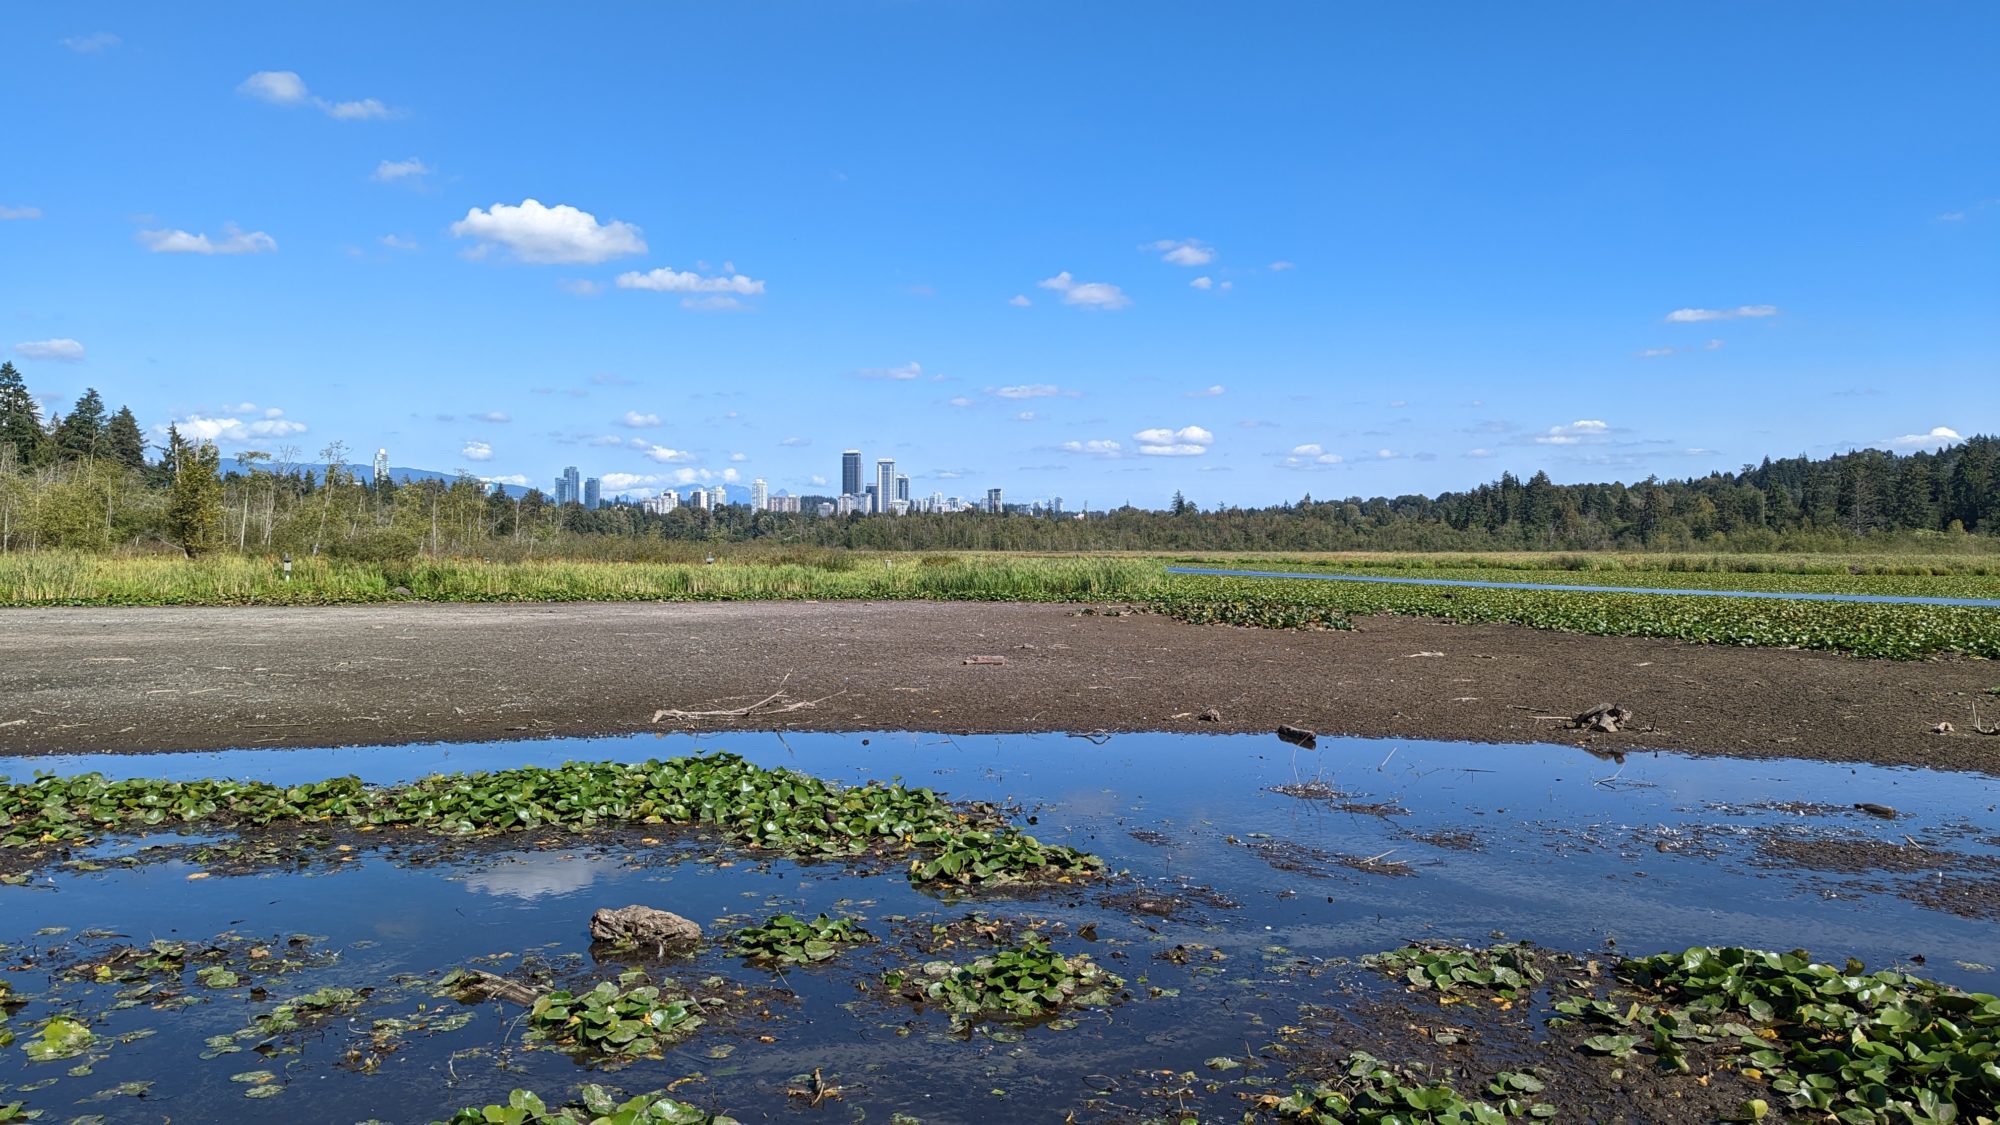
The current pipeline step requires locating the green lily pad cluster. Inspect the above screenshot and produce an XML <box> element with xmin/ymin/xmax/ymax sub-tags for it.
<box><xmin>1270</xmin><ymin>1052</ymin><xmax>1555</xmax><ymax>1123</ymax></box>
<box><xmin>730</xmin><ymin>914</ymin><xmax>874</xmax><ymax>966</ymax></box>
<box><xmin>1363</xmin><ymin>942</ymin><xmax>1546</xmax><ymax>1000</ymax></box>
<box><xmin>1148</xmin><ymin>574</ymin><xmax>2000</xmax><ymax>659</ymax></box>
<box><xmin>439</xmin><ymin>1084</ymin><xmax>737</xmax><ymax>1124</ymax></box>
<box><xmin>906</xmin><ymin>828</ymin><xmax>1104</xmax><ymax>888</ymax></box>
<box><xmin>1562</xmin><ymin>946</ymin><xmax>2000</xmax><ymax>1122</ymax></box>
<box><xmin>883</xmin><ymin>936</ymin><xmax>1123</xmax><ymax>1023</ymax></box>
<box><xmin>524</xmin><ymin>975</ymin><xmax>708</xmax><ymax>1060</ymax></box>
<box><xmin>0</xmin><ymin>753</ymin><xmax>1099</xmax><ymax>890</ymax></box>
<box><xmin>18</xmin><ymin>1016</ymin><xmax>93</xmax><ymax>1063</ymax></box>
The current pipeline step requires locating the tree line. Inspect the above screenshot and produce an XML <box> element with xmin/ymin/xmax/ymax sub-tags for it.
<box><xmin>2</xmin><ymin>362</ymin><xmax>1996</xmax><ymax>557</ymax></box>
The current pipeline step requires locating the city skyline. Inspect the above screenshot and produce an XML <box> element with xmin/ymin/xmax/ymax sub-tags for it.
<box><xmin>2</xmin><ymin>5</ymin><xmax>1991</xmax><ymax>507</ymax></box>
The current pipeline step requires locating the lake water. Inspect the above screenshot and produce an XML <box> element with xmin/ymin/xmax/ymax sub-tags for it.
<box><xmin>1165</xmin><ymin>565</ymin><xmax>2000</xmax><ymax>608</ymax></box>
<box><xmin>3</xmin><ymin>730</ymin><xmax>1996</xmax><ymax>1121</ymax></box>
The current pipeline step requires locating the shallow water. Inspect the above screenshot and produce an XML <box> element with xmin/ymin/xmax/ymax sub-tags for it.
<box><xmin>3</xmin><ymin>731</ymin><xmax>1997</xmax><ymax>1122</ymax></box>
<box><xmin>1165</xmin><ymin>565</ymin><xmax>2000</xmax><ymax>607</ymax></box>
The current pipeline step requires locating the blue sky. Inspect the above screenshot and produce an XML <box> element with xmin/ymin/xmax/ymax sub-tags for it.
<box><xmin>3</xmin><ymin>3</ymin><xmax>1994</xmax><ymax>506</ymax></box>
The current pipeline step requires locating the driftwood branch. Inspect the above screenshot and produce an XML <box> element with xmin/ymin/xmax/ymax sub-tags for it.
<box><xmin>651</xmin><ymin>675</ymin><xmax>843</xmax><ymax>723</ymax></box>
<box><xmin>458</xmin><ymin>968</ymin><xmax>542</xmax><ymax>1006</ymax></box>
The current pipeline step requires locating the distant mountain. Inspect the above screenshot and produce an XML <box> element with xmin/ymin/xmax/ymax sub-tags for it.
<box><xmin>306</xmin><ymin>464</ymin><xmax>532</xmax><ymax>499</ymax></box>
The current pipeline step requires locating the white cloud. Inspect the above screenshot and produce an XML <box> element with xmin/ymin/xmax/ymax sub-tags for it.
<box><xmin>1008</xmin><ymin>294</ymin><xmax>1031</xmax><ymax>307</ymax></box>
<box><xmin>1664</xmin><ymin>304</ymin><xmax>1779</xmax><ymax>323</ymax></box>
<box><xmin>1184</xmin><ymin>385</ymin><xmax>1225</xmax><ymax>397</ymax></box>
<box><xmin>599</xmin><ymin>472</ymin><xmax>666</xmax><ymax>490</ymax></box>
<box><xmin>854</xmin><ymin>361</ymin><xmax>925</xmax><ymax>381</ymax></box>
<box><xmin>167</xmin><ymin>413</ymin><xmax>308</xmax><ymax>445</ymax></box>
<box><xmin>809</xmin><ymin>474</ymin><xmax>829</xmax><ymax>486</ymax></box>
<box><xmin>666</xmin><ymin>467</ymin><xmax>739</xmax><ymax>486</ymax></box>
<box><xmin>451</xmin><ymin>199</ymin><xmax>646</xmax><ymax>265</ymax></box>
<box><xmin>237</xmin><ymin>70</ymin><xmax>309</xmax><ymax>104</ymax></box>
<box><xmin>1014</xmin><ymin>411</ymin><xmax>1038</xmax><ymax>422</ymax></box>
<box><xmin>1282</xmin><ymin>443</ymin><xmax>1344</xmax><ymax>468</ymax></box>
<box><xmin>1143</xmin><ymin>239</ymin><xmax>1215</xmax><ymax>266</ymax></box>
<box><xmin>947</xmin><ymin>396</ymin><xmax>974</xmax><ymax>407</ymax></box>
<box><xmin>1038</xmin><ymin>271</ymin><xmax>1131</xmax><ymax>310</ymax></box>
<box><xmin>1533</xmin><ymin>419</ymin><xmax>1612</xmax><ymax>446</ymax></box>
<box><xmin>14</xmin><ymin>339</ymin><xmax>85</xmax><ymax>362</ymax></box>
<box><xmin>779</xmin><ymin>436</ymin><xmax>810</xmax><ymax>447</ymax></box>
<box><xmin>139</xmin><ymin>224</ymin><xmax>277</xmax><ymax>255</ymax></box>
<box><xmin>641</xmin><ymin>445</ymin><xmax>697</xmax><ymax>464</ymax></box>
<box><xmin>371</xmin><ymin>157</ymin><xmax>430</xmax><ymax>182</ymax></box>
<box><xmin>729</xmin><ymin>452</ymin><xmax>747</xmax><ymax>462</ymax></box>
<box><xmin>1464</xmin><ymin>448</ymin><xmax>1493</xmax><ymax>458</ymax></box>
<box><xmin>992</xmin><ymin>384</ymin><xmax>1073</xmax><ymax>399</ymax></box>
<box><xmin>1269</xmin><ymin>260</ymin><xmax>1296</xmax><ymax>271</ymax></box>
<box><xmin>60</xmin><ymin>31</ymin><xmax>121</xmax><ymax>52</ymax></box>
<box><xmin>1705</xmin><ymin>338</ymin><xmax>1725</xmax><ymax>350</ymax></box>
<box><xmin>460</xmin><ymin>440</ymin><xmax>493</xmax><ymax>461</ymax></box>
<box><xmin>0</xmin><ymin>205</ymin><xmax>40</xmax><ymax>220</ymax></box>
<box><xmin>1061</xmin><ymin>439</ymin><xmax>1124</xmax><ymax>457</ymax></box>
<box><xmin>472</xmin><ymin>411</ymin><xmax>510</xmax><ymax>423</ymax></box>
<box><xmin>1189</xmin><ymin>276</ymin><xmax>1214</xmax><ymax>290</ymax></box>
<box><xmin>680</xmin><ymin>295</ymin><xmax>745</xmax><ymax>311</ymax></box>
<box><xmin>1133</xmin><ymin>425</ymin><xmax>1215</xmax><ymax>457</ymax></box>
<box><xmin>379</xmin><ymin>234</ymin><xmax>419</xmax><ymax>251</ymax></box>
<box><xmin>615</xmin><ymin>266</ymin><xmax>765</xmax><ymax>295</ymax></box>
<box><xmin>620</xmin><ymin>411</ymin><xmax>662</xmax><ymax>428</ymax></box>
<box><xmin>559</xmin><ymin>279</ymin><xmax>604</xmax><ymax>297</ymax></box>
<box><xmin>1887</xmin><ymin>426</ymin><xmax>1962</xmax><ymax>449</ymax></box>
<box><xmin>481</xmin><ymin>474</ymin><xmax>529</xmax><ymax>488</ymax></box>
<box><xmin>238</xmin><ymin>71</ymin><xmax>398</xmax><ymax>119</ymax></box>
<box><xmin>1639</xmin><ymin>347</ymin><xmax>1676</xmax><ymax>358</ymax></box>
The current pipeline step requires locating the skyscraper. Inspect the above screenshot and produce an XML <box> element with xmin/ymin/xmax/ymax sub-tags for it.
<box><xmin>372</xmin><ymin>447</ymin><xmax>390</xmax><ymax>484</ymax></box>
<box><xmin>896</xmin><ymin>474</ymin><xmax>910</xmax><ymax>502</ymax></box>
<box><xmin>841</xmin><ymin>450</ymin><xmax>861</xmax><ymax>497</ymax></box>
<box><xmin>750</xmin><ymin>478</ymin><xmax>768</xmax><ymax>511</ymax></box>
<box><xmin>876</xmin><ymin>459</ymin><xmax>896</xmax><ymax>514</ymax></box>
<box><xmin>584</xmin><ymin>477</ymin><xmax>601</xmax><ymax>510</ymax></box>
<box><xmin>986</xmin><ymin>487</ymin><xmax>1003</xmax><ymax>514</ymax></box>
<box><xmin>555</xmin><ymin>466</ymin><xmax>581</xmax><ymax>505</ymax></box>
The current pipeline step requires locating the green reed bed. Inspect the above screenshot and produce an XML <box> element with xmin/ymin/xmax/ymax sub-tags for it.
<box><xmin>0</xmin><ymin>552</ymin><xmax>1164</xmax><ymax>607</ymax></box>
<box><xmin>1149</xmin><ymin>574</ymin><xmax>2000</xmax><ymax>659</ymax></box>
<box><xmin>1175</xmin><ymin>557</ymin><xmax>2000</xmax><ymax>599</ymax></box>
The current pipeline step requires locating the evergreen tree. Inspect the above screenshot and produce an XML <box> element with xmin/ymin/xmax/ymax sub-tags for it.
<box><xmin>0</xmin><ymin>361</ymin><xmax>42</xmax><ymax>462</ymax></box>
<box><xmin>105</xmin><ymin>406</ymin><xmax>147</xmax><ymax>470</ymax></box>
<box><xmin>52</xmin><ymin>387</ymin><xmax>108</xmax><ymax>461</ymax></box>
<box><xmin>165</xmin><ymin>425</ymin><xmax>225</xmax><ymax>556</ymax></box>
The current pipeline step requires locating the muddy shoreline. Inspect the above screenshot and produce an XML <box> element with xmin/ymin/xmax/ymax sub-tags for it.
<box><xmin>2</xmin><ymin>600</ymin><xmax>1994</xmax><ymax>771</ymax></box>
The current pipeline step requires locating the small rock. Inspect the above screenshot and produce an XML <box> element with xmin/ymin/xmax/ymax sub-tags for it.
<box><xmin>392</xmin><ymin>586</ymin><xmax>413</xmax><ymax>596</ymax></box>
<box><xmin>1276</xmin><ymin>724</ymin><xmax>1318</xmax><ymax>749</ymax></box>
<box><xmin>1196</xmin><ymin>706</ymin><xmax>1222</xmax><ymax>723</ymax></box>
<box><xmin>1853</xmin><ymin>802</ymin><xmax>1899</xmax><ymax>820</ymax></box>
<box><xmin>590</xmin><ymin>905</ymin><xmax>702</xmax><ymax>948</ymax></box>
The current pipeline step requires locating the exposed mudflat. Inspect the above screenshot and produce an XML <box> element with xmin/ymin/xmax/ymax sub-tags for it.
<box><xmin>1</xmin><ymin>600</ymin><xmax>1995</xmax><ymax>770</ymax></box>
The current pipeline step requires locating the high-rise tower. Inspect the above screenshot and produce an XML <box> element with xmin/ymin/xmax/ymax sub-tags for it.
<box><xmin>841</xmin><ymin>450</ymin><xmax>862</xmax><ymax>497</ymax></box>
<box><xmin>750</xmin><ymin>478</ymin><xmax>769</xmax><ymax>511</ymax></box>
<box><xmin>875</xmin><ymin>459</ymin><xmax>896</xmax><ymax>514</ymax></box>
<box><xmin>372</xmin><ymin>447</ymin><xmax>390</xmax><ymax>484</ymax></box>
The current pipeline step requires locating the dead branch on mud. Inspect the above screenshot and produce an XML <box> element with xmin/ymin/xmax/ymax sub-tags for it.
<box><xmin>650</xmin><ymin>675</ymin><xmax>843</xmax><ymax>723</ymax></box>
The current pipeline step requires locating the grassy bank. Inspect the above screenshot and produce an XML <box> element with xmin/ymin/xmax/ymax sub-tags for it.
<box><xmin>1173</xmin><ymin>555</ymin><xmax>2000</xmax><ymax>599</ymax></box>
<box><xmin>0</xmin><ymin>551</ymin><xmax>1165</xmax><ymax>607</ymax></box>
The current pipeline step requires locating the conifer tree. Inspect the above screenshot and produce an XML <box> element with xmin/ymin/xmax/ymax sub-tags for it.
<box><xmin>105</xmin><ymin>406</ymin><xmax>147</xmax><ymax>470</ymax></box>
<box><xmin>165</xmin><ymin>425</ymin><xmax>225</xmax><ymax>555</ymax></box>
<box><xmin>52</xmin><ymin>387</ymin><xmax>108</xmax><ymax>460</ymax></box>
<box><xmin>0</xmin><ymin>362</ymin><xmax>40</xmax><ymax>462</ymax></box>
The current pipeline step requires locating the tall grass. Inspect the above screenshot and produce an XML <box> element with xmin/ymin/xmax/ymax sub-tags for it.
<box><xmin>0</xmin><ymin>552</ymin><xmax>1167</xmax><ymax>607</ymax></box>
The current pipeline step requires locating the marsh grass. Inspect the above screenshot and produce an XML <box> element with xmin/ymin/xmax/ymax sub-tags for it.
<box><xmin>0</xmin><ymin>552</ymin><xmax>1165</xmax><ymax>607</ymax></box>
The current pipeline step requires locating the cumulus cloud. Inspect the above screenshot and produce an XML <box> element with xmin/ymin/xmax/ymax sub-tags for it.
<box><xmin>1887</xmin><ymin>426</ymin><xmax>1963</xmax><ymax>449</ymax></box>
<box><xmin>1133</xmin><ymin>425</ymin><xmax>1215</xmax><ymax>457</ymax></box>
<box><xmin>1281</xmin><ymin>443</ymin><xmax>1344</xmax><ymax>469</ymax></box>
<box><xmin>619</xmin><ymin>411</ymin><xmax>661</xmax><ymax>428</ymax></box>
<box><xmin>237</xmin><ymin>70</ymin><xmax>396</xmax><ymax>119</ymax></box>
<box><xmin>1464</xmin><ymin>448</ymin><xmax>1494</xmax><ymax>458</ymax></box>
<box><xmin>60</xmin><ymin>31</ymin><xmax>121</xmax><ymax>52</ymax></box>
<box><xmin>166</xmin><ymin>409</ymin><xmax>309</xmax><ymax>445</ymax></box>
<box><xmin>598</xmin><ymin>472</ymin><xmax>666</xmax><ymax>490</ymax></box>
<box><xmin>1060</xmin><ymin>439</ymin><xmax>1124</xmax><ymax>457</ymax></box>
<box><xmin>481</xmin><ymin>474</ymin><xmax>529</xmax><ymax>488</ymax></box>
<box><xmin>0</xmin><ymin>205</ymin><xmax>40</xmax><ymax>220</ymax></box>
<box><xmin>667</xmin><ymin>467</ymin><xmax>739</xmax><ymax>485</ymax></box>
<box><xmin>1185</xmin><ymin>385</ymin><xmax>1225</xmax><ymax>398</ymax></box>
<box><xmin>460</xmin><ymin>440</ymin><xmax>493</xmax><ymax>461</ymax></box>
<box><xmin>1664</xmin><ymin>304</ymin><xmax>1779</xmax><ymax>323</ymax></box>
<box><xmin>472</xmin><ymin>411</ymin><xmax>510</xmax><ymax>423</ymax></box>
<box><xmin>853</xmin><ymin>361</ymin><xmax>925</xmax><ymax>381</ymax></box>
<box><xmin>615</xmin><ymin>266</ymin><xmax>765</xmax><ymax>295</ymax></box>
<box><xmin>947</xmin><ymin>396</ymin><xmax>974</xmax><ymax>408</ymax></box>
<box><xmin>379</xmin><ymin>234</ymin><xmax>419</xmax><ymax>251</ymax></box>
<box><xmin>640</xmin><ymin>445</ymin><xmax>696</xmax><ymax>464</ymax></box>
<box><xmin>1007</xmin><ymin>295</ymin><xmax>1031</xmax><ymax>307</ymax></box>
<box><xmin>139</xmin><ymin>224</ymin><xmax>277</xmax><ymax>255</ymax></box>
<box><xmin>451</xmin><ymin>199</ymin><xmax>646</xmax><ymax>265</ymax></box>
<box><xmin>1038</xmin><ymin>271</ymin><xmax>1131</xmax><ymax>310</ymax></box>
<box><xmin>371</xmin><ymin>157</ymin><xmax>430</xmax><ymax>183</ymax></box>
<box><xmin>15</xmin><ymin>339</ymin><xmax>85</xmax><ymax>362</ymax></box>
<box><xmin>1533</xmin><ymin>419</ymin><xmax>1613</xmax><ymax>446</ymax></box>
<box><xmin>728</xmin><ymin>452</ymin><xmax>747</xmax><ymax>462</ymax></box>
<box><xmin>1143</xmin><ymin>238</ymin><xmax>1215</xmax><ymax>266</ymax></box>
